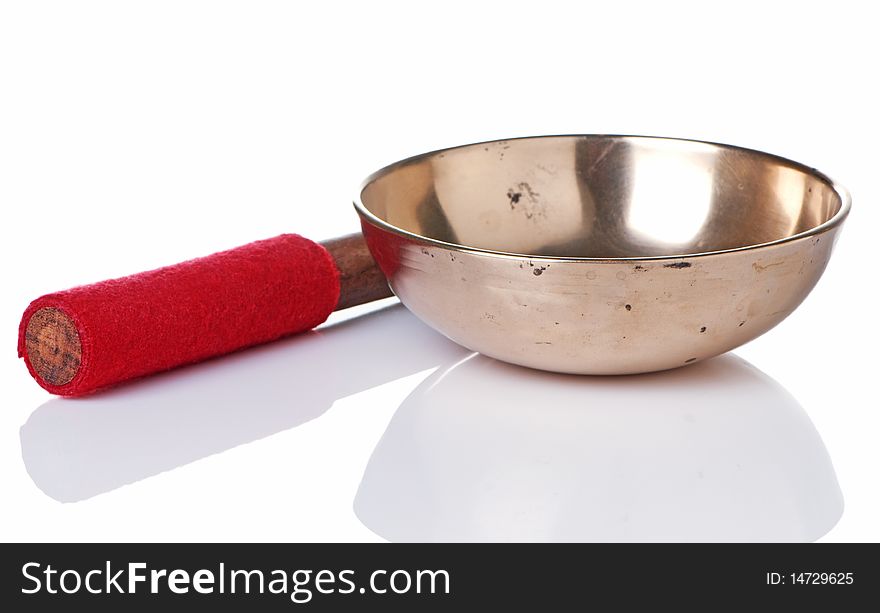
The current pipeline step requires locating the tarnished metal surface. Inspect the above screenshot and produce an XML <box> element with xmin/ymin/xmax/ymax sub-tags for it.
<box><xmin>355</xmin><ymin>135</ymin><xmax>850</xmax><ymax>374</ymax></box>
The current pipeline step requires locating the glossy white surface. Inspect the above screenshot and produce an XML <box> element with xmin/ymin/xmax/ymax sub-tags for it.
<box><xmin>356</xmin><ymin>348</ymin><xmax>842</xmax><ymax>542</ymax></box>
<box><xmin>0</xmin><ymin>0</ymin><xmax>877</xmax><ymax>542</ymax></box>
<box><xmin>20</xmin><ymin>304</ymin><xmax>463</xmax><ymax>504</ymax></box>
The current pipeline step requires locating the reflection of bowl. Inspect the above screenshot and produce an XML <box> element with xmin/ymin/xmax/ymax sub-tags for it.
<box><xmin>356</xmin><ymin>135</ymin><xmax>850</xmax><ymax>374</ymax></box>
<box><xmin>354</xmin><ymin>353</ymin><xmax>843</xmax><ymax>542</ymax></box>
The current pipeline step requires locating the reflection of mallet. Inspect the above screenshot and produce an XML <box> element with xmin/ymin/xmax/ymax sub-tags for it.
<box><xmin>19</xmin><ymin>233</ymin><xmax>390</xmax><ymax>396</ymax></box>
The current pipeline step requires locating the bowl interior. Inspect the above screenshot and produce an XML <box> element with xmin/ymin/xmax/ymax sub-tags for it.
<box><xmin>359</xmin><ymin>136</ymin><xmax>844</xmax><ymax>258</ymax></box>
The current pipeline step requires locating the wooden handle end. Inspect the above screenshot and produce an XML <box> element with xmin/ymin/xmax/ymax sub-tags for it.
<box><xmin>24</xmin><ymin>307</ymin><xmax>82</xmax><ymax>387</ymax></box>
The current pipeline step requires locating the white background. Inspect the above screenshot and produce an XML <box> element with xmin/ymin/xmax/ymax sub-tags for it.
<box><xmin>0</xmin><ymin>0</ymin><xmax>877</xmax><ymax>541</ymax></box>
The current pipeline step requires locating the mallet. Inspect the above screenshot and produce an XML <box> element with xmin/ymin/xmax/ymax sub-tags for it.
<box><xmin>19</xmin><ymin>233</ymin><xmax>391</xmax><ymax>396</ymax></box>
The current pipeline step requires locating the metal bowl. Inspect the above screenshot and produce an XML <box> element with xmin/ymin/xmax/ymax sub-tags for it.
<box><xmin>355</xmin><ymin>135</ymin><xmax>850</xmax><ymax>375</ymax></box>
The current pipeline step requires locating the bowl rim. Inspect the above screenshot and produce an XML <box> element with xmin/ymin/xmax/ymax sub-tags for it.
<box><xmin>353</xmin><ymin>134</ymin><xmax>851</xmax><ymax>262</ymax></box>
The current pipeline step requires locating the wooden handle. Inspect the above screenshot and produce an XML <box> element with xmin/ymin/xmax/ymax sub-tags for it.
<box><xmin>322</xmin><ymin>233</ymin><xmax>394</xmax><ymax>310</ymax></box>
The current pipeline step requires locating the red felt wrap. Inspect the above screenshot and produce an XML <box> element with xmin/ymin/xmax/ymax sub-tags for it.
<box><xmin>18</xmin><ymin>234</ymin><xmax>341</xmax><ymax>396</ymax></box>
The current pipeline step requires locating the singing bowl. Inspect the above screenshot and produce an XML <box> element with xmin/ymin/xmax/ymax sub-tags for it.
<box><xmin>355</xmin><ymin>135</ymin><xmax>850</xmax><ymax>375</ymax></box>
